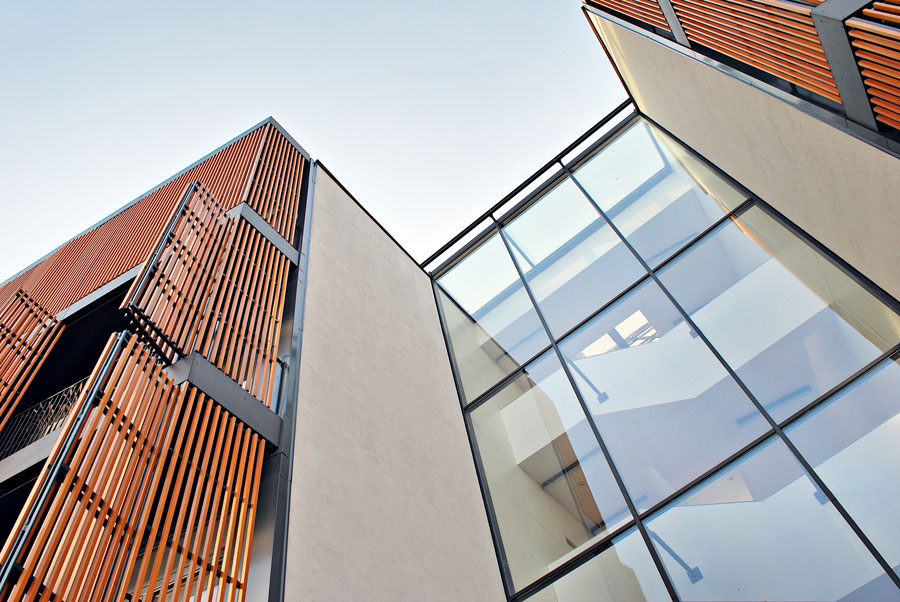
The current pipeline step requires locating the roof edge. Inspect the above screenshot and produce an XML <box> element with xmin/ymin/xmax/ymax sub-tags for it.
<box><xmin>0</xmin><ymin>116</ymin><xmax>275</xmax><ymax>289</ymax></box>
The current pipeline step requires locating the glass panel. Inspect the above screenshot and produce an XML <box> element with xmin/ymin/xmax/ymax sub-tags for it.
<box><xmin>788</xmin><ymin>357</ymin><xmax>900</xmax><ymax>574</ymax></box>
<box><xmin>502</xmin><ymin>177</ymin><xmax>645</xmax><ymax>337</ymax></box>
<box><xmin>659</xmin><ymin>206</ymin><xmax>900</xmax><ymax>423</ymax></box>
<box><xmin>470</xmin><ymin>351</ymin><xmax>630</xmax><ymax>591</ymax></box>
<box><xmin>436</xmin><ymin>232</ymin><xmax>550</xmax><ymax>403</ymax></box>
<box><xmin>573</xmin><ymin>118</ymin><xmax>746</xmax><ymax>267</ymax></box>
<box><xmin>558</xmin><ymin>279</ymin><xmax>767</xmax><ymax>512</ymax></box>
<box><xmin>525</xmin><ymin>528</ymin><xmax>669</xmax><ymax>602</ymax></box>
<box><xmin>647</xmin><ymin>437</ymin><xmax>900</xmax><ymax>602</ymax></box>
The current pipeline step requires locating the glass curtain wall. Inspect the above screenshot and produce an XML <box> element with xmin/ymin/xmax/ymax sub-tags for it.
<box><xmin>433</xmin><ymin>116</ymin><xmax>900</xmax><ymax>602</ymax></box>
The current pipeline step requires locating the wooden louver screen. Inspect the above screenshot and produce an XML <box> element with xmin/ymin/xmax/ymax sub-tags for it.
<box><xmin>0</xmin><ymin>291</ymin><xmax>63</xmax><ymax>435</ymax></box>
<box><xmin>670</xmin><ymin>0</ymin><xmax>842</xmax><ymax>102</ymax></box>
<box><xmin>245</xmin><ymin>126</ymin><xmax>307</xmax><ymax>243</ymax></box>
<box><xmin>122</xmin><ymin>182</ymin><xmax>290</xmax><ymax>407</ymax></box>
<box><xmin>0</xmin><ymin>127</ymin><xmax>266</xmax><ymax>318</ymax></box>
<box><xmin>0</xmin><ymin>333</ymin><xmax>264</xmax><ymax>602</ymax></box>
<box><xmin>0</xmin><ymin>121</ymin><xmax>306</xmax><ymax>602</ymax></box>
<box><xmin>588</xmin><ymin>0</ymin><xmax>673</xmax><ymax>32</ymax></box>
<box><xmin>847</xmin><ymin>5</ymin><xmax>900</xmax><ymax>129</ymax></box>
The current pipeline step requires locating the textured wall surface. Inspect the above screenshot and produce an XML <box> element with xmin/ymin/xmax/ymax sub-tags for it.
<box><xmin>285</xmin><ymin>169</ymin><xmax>505</xmax><ymax>601</ymax></box>
<box><xmin>595</xmin><ymin>17</ymin><xmax>900</xmax><ymax>300</ymax></box>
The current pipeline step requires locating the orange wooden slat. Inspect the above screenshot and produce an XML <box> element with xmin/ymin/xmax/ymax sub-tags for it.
<box><xmin>1</xmin><ymin>336</ymin><xmax>266</xmax><ymax>602</ymax></box>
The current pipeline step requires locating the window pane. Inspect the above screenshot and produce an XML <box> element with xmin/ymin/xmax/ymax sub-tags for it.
<box><xmin>437</xmin><ymin>233</ymin><xmax>550</xmax><ymax>403</ymax></box>
<box><xmin>659</xmin><ymin>206</ymin><xmax>900</xmax><ymax>423</ymax></box>
<box><xmin>573</xmin><ymin>118</ymin><xmax>745</xmax><ymax>267</ymax></box>
<box><xmin>788</xmin><ymin>357</ymin><xmax>900</xmax><ymax>572</ymax></box>
<box><xmin>503</xmin><ymin>177</ymin><xmax>645</xmax><ymax>337</ymax></box>
<box><xmin>525</xmin><ymin>528</ymin><xmax>669</xmax><ymax>602</ymax></box>
<box><xmin>470</xmin><ymin>351</ymin><xmax>630</xmax><ymax>591</ymax></box>
<box><xmin>558</xmin><ymin>279</ymin><xmax>767</xmax><ymax>512</ymax></box>
<box><xmin>647</xmin><ymin>437</ymin><xmax>900</xmax><ymax>602</ymax></box>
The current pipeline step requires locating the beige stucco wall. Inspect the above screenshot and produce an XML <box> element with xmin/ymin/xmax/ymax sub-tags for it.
<box><xmin>284</xmin><ymin>168</ymin><xmax>506</xmax><ymax>601</ymax></box>
<box><xmin>592</xmin><ymin>15</ymin><xmax>900</xmax><ymax>300</ymax></box>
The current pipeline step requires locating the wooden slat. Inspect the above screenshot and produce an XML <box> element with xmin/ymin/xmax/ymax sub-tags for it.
<box><xmin>0</xmin><ymin>121</ymin><xmax>305</xmax><ymax>602</ymax></box>
<box><xmin>0</xmin><ymin>335</ymin><xmax>265</xmax><ymax>602</ymax></box>
<box><xmin>122</xmin><ymin>183</ymin><xmax>291</xmax><ymax>406</ymax></box>
<box><xmin>0</xmin><ymin>124</ymin><xmax>267</xmax><ymax>316</ymax></box>
<box><xmin>848</xmin><ymin>13</ymin><xmax>900</xmax><ymax>130</ymax></box>
<box><xmin>590</xmin><ymin>0</ymin><xmax>672</xmax><ymax>30</ymax></box>
<box><xmin>671</xmin><ymin>0</ymin><xmax>841</xmax><ymax>101</ymax></box>
<box><xmin>245</xmin><ymin>126</ymin><xmax>307</xmax><ymax>243</ymax></box>
<box><xmin>0</xmin><ymin>290</ymin><xmax>63</xmax><ymax>438</ymax></box>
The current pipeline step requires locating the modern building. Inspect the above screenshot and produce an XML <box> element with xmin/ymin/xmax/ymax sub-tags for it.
<box><xmin>0</xmin><ymin>2</ymin><xmax>898</xmax><ymax>602</ymax></box>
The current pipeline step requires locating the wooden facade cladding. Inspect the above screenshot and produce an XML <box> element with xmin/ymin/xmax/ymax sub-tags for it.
<box><xmin>245</xmin><ymin>126</ymin><xmax>307</xmax><ymax>244</ymax></box>
<box><xmin>670</xmin><ymin>0</ymin><xmax>843</xmax><ymax>102</ymax></box>
<box><xmin>0</xmin><ymin>334</ymin><xmax>263</xmax><ymax>602</ymax></box>
<box><xmin>0</xmin><ymin>292</ymin><xmax>63</xmax><ymax>436</ymax></box>
<box><xmin>0</xmin><ymin>119</ymin><xmax>309</xmax><ymax>600</ymax></box>
<box><xmin>848</xmin><ymin>6</ymin><xmax>900</xmax><ymax>129</ymax></box>
<box><xmin>590</xmin><ymin>0</ymin><xmax>673</xmax><ymax>32</ymax></box>
<box><xmin>0</xmin><ymin>123</ymin><xmax>275</xmax><ymax>317</ymax></box>
<box><xmin>122</xmin><ymin>182</ymin><xmax>291</xmax><ymax>408</ymax></box>
<box><xmin>585</xmin><ymin>0</ymin><xmax>900</xmax><ymax>135</ymax></box>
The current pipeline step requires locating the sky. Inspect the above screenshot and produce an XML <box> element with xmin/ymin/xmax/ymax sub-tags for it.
<box><xmin>0</xmin><ymin>0</ymin><xmax>625</xmax><ymax>283</ymax></box>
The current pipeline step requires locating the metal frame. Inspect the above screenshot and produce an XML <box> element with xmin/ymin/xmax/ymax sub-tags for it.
<box><xmin>811</xmin><ymin>0</ymin><xmax>880</xmax><ymax>129</ymax></box>
<box><xmin>265</xmin><ymin>159</ymin><xmax>316</xmax><ymax>602</ymax></box>
<box><xmin>427</xmin><ymin>104</ymin><xmax>900</xmax><ymax>601</ymax></box>
<box><xmin>0</xmin><ymin>332</ymin><xmax>128</xmax><ymax>592</ymax></box>
<box><xmin>226</xmin><ymin>203</ymin><xmax>300</xmax><ymax>265</ymax></box>
<box><xmin>421</xmin><ymin>98</ymin><xmax>636</xmax><ymax>273</ymax></box>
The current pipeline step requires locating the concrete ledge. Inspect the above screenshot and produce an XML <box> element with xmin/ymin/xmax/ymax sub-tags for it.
<box><xmin>167</xmin><ymin>353</ymin><xmax>282</xmax><ymax>446</ymax></box>
<box><xmin>227</xmin><ymin>203</ymin><xmax>299</xmax><ymax>265</ymax></box>
<box><xmin>0</xmin><ymin>429</ymin><xmax>61</xmax><ymax>485</ymax></box>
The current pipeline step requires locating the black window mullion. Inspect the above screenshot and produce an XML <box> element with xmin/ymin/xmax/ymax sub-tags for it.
<box><xmin>562</xmin><ymin>161</ymin><xmax>900</xmax><ymax>593</ymax></box>
<box><xmin>492</xmin><ymin>211</ymin><xmax>681</xmax><ymax>602</ymax></box>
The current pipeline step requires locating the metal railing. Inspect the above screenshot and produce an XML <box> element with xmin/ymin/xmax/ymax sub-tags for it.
<box><xmin>0</xmin><ymin>377</ymin><xmax>87</xmax><ymax>462</ymax></box>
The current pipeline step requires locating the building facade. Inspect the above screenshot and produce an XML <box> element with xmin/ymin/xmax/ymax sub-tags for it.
<box><xmin>0</xmin><ymin>3</ymin><xmax>898</xmax><ymax>601</ymax></box>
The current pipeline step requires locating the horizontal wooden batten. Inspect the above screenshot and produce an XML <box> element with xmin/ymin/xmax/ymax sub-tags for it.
<box><xmin>0</xmin><ymin>291</ymin><xmax>63</xmax><ymax>439</ymax></box>
<box><xmin>848</xmin><ymin>11</ymin><xmax>900</xmax><ymax>129</ymax></box>
<box><xmin>588</xmin><ymin>0</ymin><xmax>673</xmax><ymax>31</ymax></box>
<box><xmin>672</xmin><ymin>0</ymin><xmax>842</xmax><ymax>101</ymax></box>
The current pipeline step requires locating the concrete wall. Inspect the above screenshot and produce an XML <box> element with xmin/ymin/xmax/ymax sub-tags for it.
<box><xmin>591</xmin><ymin>14</ymin><xmax>900</xmax><ymax>300</ymax></box>
<box><xmin>284</xmin><ymin>169</ymin><xmax>506</xmax><ymax>601</ymax></box>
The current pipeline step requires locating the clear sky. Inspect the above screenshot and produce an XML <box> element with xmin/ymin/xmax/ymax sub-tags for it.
<box><xmin>0</xmin><ymin>0</ymin><xmax>625</xmax><ymax>283</ymax></box>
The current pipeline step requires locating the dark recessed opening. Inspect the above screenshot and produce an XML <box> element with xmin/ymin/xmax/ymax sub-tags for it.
<box><xmin>17</xmin><ymin>283</ymin><xmax>132</xmax><ymax>413</ymax></box>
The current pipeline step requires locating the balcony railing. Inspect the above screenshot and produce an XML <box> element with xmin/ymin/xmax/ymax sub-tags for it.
<box><xmin>0</xmin><ymin>377</ymin><xmax>87</xmax><ymax>462</ymax></box>
<box><xmin>585</xmin><ymin>0</ymin><xmax>900</xmax><ymax>140</ymax></box>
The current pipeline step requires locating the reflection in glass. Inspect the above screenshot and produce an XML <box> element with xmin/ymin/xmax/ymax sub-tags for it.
<box><xmin>558</xmin><ymin>279</ymin><xmax>767</xmax><ymax>512</ymax></box>
<box><xmin>436</xmin><ymin>233</ymin><xmax>550</xmax><ymax>403</ymax></box>
<box><xmin>502</xmin><ymin>177</ymin><xmax>645</xmax><ymax>336</ymax></box>
<box><xmin>470</xmin><ymin>351</ymin><xmax>630</xmax><ymax>591</ymax></box>
<box><xmin>788</xmin><ymin>357</ymin><xmax>900</xmax><ymax>573</ymax></box>
<box><xmin>659</xmin><ymin>206</ymin><xmax>900</xmax><ymax>423</ymax></box>
<box><xmin>573</xmin><ymin>119</ymin><xmax>746</xmax><ymax>267</ymax></box>
<box><xmin>648</xmin><ymin>437</ymin><xmax>899</xmax><ymax>602</ymax></box>
<box><xmin>526</xmin><ymin>528</ymin><xmax>669</xmax><ymax>602</ymax></box>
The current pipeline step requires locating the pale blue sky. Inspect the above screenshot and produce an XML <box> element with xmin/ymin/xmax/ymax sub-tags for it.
<box><xmin>0</xmin><ymin>0</ymin><xmax>624</xmax><ymax>282</ymax></box>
